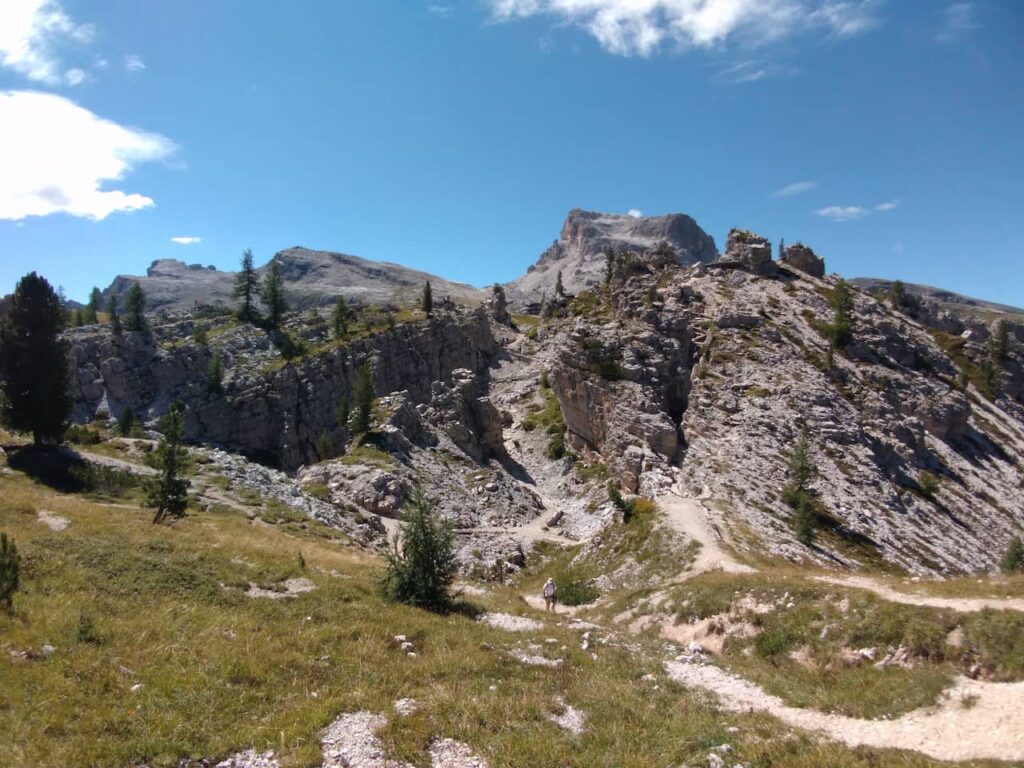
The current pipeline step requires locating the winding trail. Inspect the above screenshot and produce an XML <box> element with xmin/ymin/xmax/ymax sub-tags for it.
<box><xmin>816</xmin><ymin>574</ymin><xmax>1024</xmax><ymax>613</ymax></box>
<box><xmin>664</xmin><ymin>660</ymin><xmax>1024</xmax><ymax>762</ymax></box>
<box><xmin>656</xmin><ymin>490</ymin><xmax>754</xmax><ymax>576</ymax></box>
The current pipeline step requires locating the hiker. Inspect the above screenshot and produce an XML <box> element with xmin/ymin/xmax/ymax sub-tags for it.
<box><xmin>542</xmin><ymin>578</ymin><xmax>557</xmax><ymax>611</ymax></box>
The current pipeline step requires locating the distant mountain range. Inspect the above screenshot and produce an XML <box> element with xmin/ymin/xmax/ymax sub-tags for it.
<box><xmin>101</xmin><ymin>247</ymin><xmax>485</xmax><ymax>313</ymax></box>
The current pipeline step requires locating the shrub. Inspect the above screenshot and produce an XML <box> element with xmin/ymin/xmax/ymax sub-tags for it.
<box><xmin>65</xmin><ymin>424</ymin><xmax>101</xmax><ymax>445</ymax></box>
<box><xmin>76</xmin><ymin>612</ymin><xmax>103</xmax><ymax>645</ymax></box>
<box><xmin>0</xmin><ymin>532</ymin><xmax>19</xmax><ymax>611</ymax></box>
<box><xmin>207</xmin><ymin>353</ymin><xmax>224</xmax><ymax>395</ymax></box>
<box><xmin>556</xmin><ymin>567</ymin><xmax>599</xmax><ymax>606</ymax></box>
<box><xmin>69</xmin><ymin>463</ymin><xmax>139</xmax><ymax>497</ymax></box>
<box><xmin>381</xmin><ymin>490</ymin><xmax>456</xmax><ymax>612</ymax></box>
<box><xmin>1002</xmin><ymin>536</ymin><xmax>1024</xmax><ymax>574</ymax></box>
<box><xmin>539</xmin><ymin>370</ymin><xmax>550</xmax><ymax>389</ymax></box>
<box><xmin>919</xmin><ymin>471</ymin><xmax>940</xmax><ymax>499</ymax></box>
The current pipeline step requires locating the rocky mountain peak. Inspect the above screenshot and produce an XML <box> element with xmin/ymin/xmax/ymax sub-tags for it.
<box><xmin>507</xmin><ymin>209</ymin><xmax>718</xmax><ymax>302</ymax></box>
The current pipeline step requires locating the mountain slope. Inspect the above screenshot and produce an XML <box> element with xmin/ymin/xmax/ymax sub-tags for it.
<box><xmin>103</xmin><ymin>247</ymin><xmax>486</xmax><ymax>313</ymax></box>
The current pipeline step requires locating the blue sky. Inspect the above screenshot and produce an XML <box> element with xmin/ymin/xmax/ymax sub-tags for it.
<box><xmin>1</xmin><ymin>1</ymin><xmax>1022</xmax><ymax>306</ymax></box>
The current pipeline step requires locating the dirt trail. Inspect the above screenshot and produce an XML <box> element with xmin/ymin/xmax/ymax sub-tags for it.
<box><xmin>664</xmin><ymin>659</ymin><xmax>1024</xmax><ymax>762</ymax></box>
<box><xmin>656</xmin><ymin>491</ymin><xmax>754</xmax><ymax>576</ymax></box>
<box><xmin>817</xmin><ymin>574</ymin><xmax>1024</xmax><ymax>613</ymax></box>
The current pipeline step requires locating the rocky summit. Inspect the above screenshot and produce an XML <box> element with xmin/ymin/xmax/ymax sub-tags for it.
<box><xmin>506</xmin><ymin>209</ymin><xmax>719</xmax><ymax>303</ymax></box>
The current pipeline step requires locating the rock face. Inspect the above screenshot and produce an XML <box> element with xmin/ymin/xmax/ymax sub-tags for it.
<box><xmin>103</xmin><ymin>248</ymin><xmax>485</xmax><ymax>314</ymax></box>
<box><xmin>507</xmin><ymin>209</ymin><xmax>718</xmax><ymax>302</ymax></box>
<box><xmin>68</xmin><ymin>308</ymin><xmax>497</xmax><ymax>471</ymax></box>
<box><xmin>717</xmin><ymin>229</ymin><xmax>777</xmax><ymax>277</ymax></box>
<box><xmin>780</xmin><ymin>243</ymin><xmax>825</xmax><ymax>278</ymax></box>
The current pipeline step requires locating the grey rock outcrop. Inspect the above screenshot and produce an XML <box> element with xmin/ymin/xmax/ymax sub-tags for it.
<box><xmin>508</xmin><ymin>209</ymin><xmax>718</xmax><ymax>302</ymax></box>
<box><xmin>716</xmin><ymin>229</ymin><xmax>777</xmax><ymax>277</ymax></box>
<box><xmin>780</xmin><ymin>243</ymin><xmax>825</xmax><ymax>278</ymax></box>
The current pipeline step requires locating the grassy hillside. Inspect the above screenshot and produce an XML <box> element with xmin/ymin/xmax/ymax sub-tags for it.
<box><xmin>0</xmin><ymin>441</ymin><xmax>1017</xmax><ymax>768</ymax></box>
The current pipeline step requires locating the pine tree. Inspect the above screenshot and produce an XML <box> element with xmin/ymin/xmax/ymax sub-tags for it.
<box><xmin>117</xmin><ymin>406</ymin><xmax>134</xmax><ymax>437</ymax></box>
<box><xmin>207</xmin><ymin>353</ymin><xmax>224</xmax><ymax>395</ymax></box>
<box><xmin>381</xmin><ymin>489</ymin><xmax>456</xmax><ymax>611</ymax></box>
<box><xmin>261</xmin><ymin>259</ymin><xmax>287</xmax><ymax>329</ymax></box>
<box><xmin>352</xmin><ymin>362</ymin><xmax>375</xmax><ymax>434</ymax></box>
<box><xmin>0</xmin><ymin>532</ymin><xmax>19</xmax><ymax>612</ymax></box>
<box><xmin>828</xmin><ymin>279</ymin><xmax>855</xmax><ymax>349</ymax></box>
<box><xmin>107</xmin><ymin>294</ymin><xmax>122</xmax><ymax>336</ymax></box>
<box><xmin>73</xmin><ymin>308</ymin><xmax>85</xmax><ymax>327</ymax></box>
<box><xmin>123</xmin><ymin>282</ymin><xmax>147</xmax><ymax>332</ymax></box>
<box><xmin>989</xmin><ymin>320</ymin><xmax>1010</xmax><ymax>361</ymax></box>
<box><xmin>84</xmin><ymin>287</ymin><xmax>101</xmax><ymax>324</ymax></box>
<box><xmin>555</xmin><ymin>270</ymin><xmax>565</xmax><ymax>298</ymax></box>
<box><xmin>889</xmin><ymin>280</ymin><xmax>906</xmax><ymax>307</ymax></box>
<box><xmin>782</xmin><ymin>428</ymin><xmax>818</xmax><ymax>546</ymax></box>
<box><xmin>422</xmin><ymin>281</ymin><xmax>433</xmax><ymax>316</ymax></box>
<box><xmin>778</xmin><ymin>238</ymin><xmax>786</xmax><ymax>260</ymax></box>
<box><xmin>147</xmin><ymin>403</ymin><xmax>190</xmax><ymax>524</ymax></box>
<box><xmin>1001</xmin><ymin>536</ymin><xmax>1024</xmax><ymax>574</ymax></box>
<box><xmin>0</xmin><ymin>273</ymin><xmax>72</xmax><ymax>445</ymax></box>
<box><xmin>603</xmin><ymin>251</ymin><xmax>615</xmax><ymax>290</ymax></box>
<box><xmin>332</xmin><ymin>296</ymin><xmax>353</xmax><ymax>339</ymax></box>
<box><xmin>234</xmin><ymin>249</ymin><xmax>261</xmax><ymax>323</ymax></box>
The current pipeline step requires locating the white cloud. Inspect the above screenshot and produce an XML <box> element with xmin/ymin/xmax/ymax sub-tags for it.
<box><xmin>170</xmin><ymin>236</ymin><xmax>202</xmax><ymax>245</ymax></box>
<box><xmin>815</xmin><ymin>205</ymin><xmax>868</xmax><ymax>221</ymax></box>
<box><xmin>0</xmin><ymin>0</ymin><xmax>94</xmax><ymax>85</ymax></box>
<box><xmin>876</xmin><ymin>200</ymin><xmax>897</xmax><ymax>211</ymax></box>
<box><xmin>936</xmin><ymin>3</ymin><xmax>978</xmax><ymax>43</ymax></box>
<box><xmin>773</xmin><ymin>180</ymin><xmax>817</xmax><ymax>197</ymax></box>
<box><xmin>627</xmin><ymin>208</ymin><xmax>643</xmax><ymax>218</ymax></box>
<box><xmin>486</xmin><ymin>1</ymin><xmax>881</xmax><ymax>57</ymax></box>
<box><xmin>0</xmin><ymin>90</ymin><xmax>174</xmax><ymax>221</ymax></box>
<box><xmin>124</xmin><ymin>54</ymin><xmax>145</xmax><ymax>72</ymax></box>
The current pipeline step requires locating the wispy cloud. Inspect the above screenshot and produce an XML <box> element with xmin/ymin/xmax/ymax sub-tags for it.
<box><xmin>0</xmin><ymin>90</ymin><xmax>174</xmax><ymax>221</ymax></box>
<box><xmin>427</xmin><ymin>3</ymin><xmax>454</xmax><ymax>17</ymax></box>
<box><xmin>875</xmin><ymin>200</ymin><xmax>897</xmax><ymax>211</ymax></box>
<box><xmin>124</xmin><ymin>54</ymin><xmax>145</xmax><ymax>73</ymax></box>
<box><xmin>627</xmin><ymin>208</ymin><xmax>643</xmax><ymax>218</ymax></box>
<box><xmin>0</xmin><ymin>0</ymin><xmax>94</xmax><ymax>85</ymax></box>
<box><xmin>486</xmin><ymin>1</ymin><xmax>882</xmax><ymax>57</ymax></box>
<box><xmin>773</xmin><ymin>180</ymin><xmax>817</xmax><ymax>197</ymax></box>
<box><xmin>935</xmin><ymin>3</ymin><xmax>978</xmax><ymax>43</ymax></box>
<box><xmin>170</xmin><ymin>236</ymin><xmax>202</xmax><ymax>245</ymax></box>
<box><xmin>815</xmin><ymin>205</ymin><xmax>868</xmax><ymax>222</ymax></box>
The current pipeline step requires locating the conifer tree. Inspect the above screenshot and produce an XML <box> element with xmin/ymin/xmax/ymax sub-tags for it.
<box><xmin>332</xmin><ymin>295</ymin><xmax>353</xmax><ymax>338</ymax></box>
<box><xmin>421</xmin><ymin>281</ymin><xmax>433</xmax><ymax>316</ymax></box>
<box><xmin>0</xmin><ymin>272</ymin><xmax>72</xmax><ymax>444</ymax></box>
<box><xmin>352</xmin><ymin>362</ymin><xmax>375</xmax><ymax>434</ymax></box>
<box><xmin>147</xmin><ymin>403</ymin><xmax>190</xmax><ymax>524</ymax></box>
<box><xmin>261</xmin><ymin>259</ymin><xmax>287</xmax><ymax>329</ymax></box>
<box><xmin>84</xmin><ymin>287</ymin><xmax>101</xmax><ymax>324</ymax></box>
<box><xmin>555</xmin><ymin>270</ymin><xmax>565</xmax><ymax>298</ymax></box>
<box><xmin>381</xmin><ymin>490</ymin><xmax>456</xmax><ymax>611</ymax></box>
<box><xmin>337</xmin><ymin>397</ymin><xmax>350</xmax><ymax>435</ymax></box>
<box><xmin>782</xmin><ymin>428</ymin><xmax>817</xmax><ymax>546</ymax></box>
<box><xmin>234</xmin><ymin>249</ymin><xmax>261</xmax><ymax>323</ymax></box>
<box><xmin>778</xmin><ymin>238</ymin><xmax>786</xmax><ymax>260</ymax></box>
<box><xmin>107</xmin><ymin>294</ymin><xmax>122</xmax><ymax>336</ymax></box>
<box><xmin>828</xmin><ymin>279</ymin><xmax>855</xmax><ymax>349</ymax></box>
<box><xmin>989</xmin><ymin>320</ymin><xmax>1010</xmax><ymax>361</ymax></box>
<box><xmin>1002</xmin><ymin>536</ymin><xmax>1024</xmax><ymax>574</ymax></box>
<box><xmin>117</xmin><ymin>406</ymin><xmax>134</xmax><ymax>437</ymax></box>
<box><xmin>123</xmin><ymin>282</ymin><xmax>147</xmax><ymax>332</ymax></box>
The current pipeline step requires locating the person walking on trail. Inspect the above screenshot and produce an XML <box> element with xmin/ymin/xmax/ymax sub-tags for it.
<box><xmin>543</xmin><ymin>578</ymin><xmax>557</xmax><ymax>612</ymax></box>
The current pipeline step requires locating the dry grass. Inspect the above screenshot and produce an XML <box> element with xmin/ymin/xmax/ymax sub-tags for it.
<box><xmin>0</xmin><ymin>463</ymin><xmax>1013</xmax><ymax>768</ymax></box>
